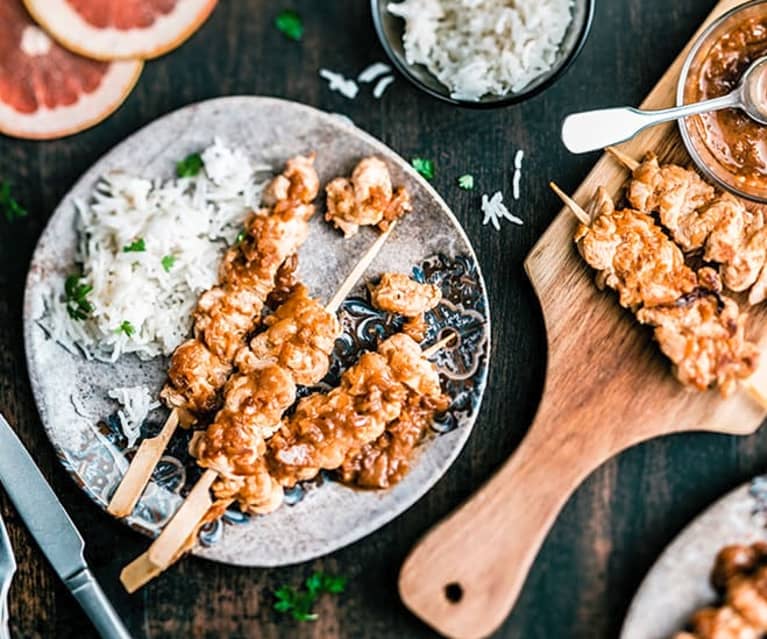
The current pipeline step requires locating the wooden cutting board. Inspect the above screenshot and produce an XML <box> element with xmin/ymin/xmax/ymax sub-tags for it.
<box><xmin>398</xmin><ymin>1</ymin><xmax>767</xmax><ymax>637</ymax></box>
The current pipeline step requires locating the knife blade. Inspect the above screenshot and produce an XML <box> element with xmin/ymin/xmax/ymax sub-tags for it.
<box><xmin>0</xmin><ymin>414</ymin><xmax>131</xmax><ymax>639</ymax></box>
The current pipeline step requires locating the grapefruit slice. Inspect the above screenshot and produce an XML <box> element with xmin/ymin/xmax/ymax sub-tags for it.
<box><xmin>23</xmin><ymin>0</ymin><xmax>218</xmax><ymax>61</ymax></box>
<box><xmin>0</xmin><ymin>1</ymin><xmax>142</xmax><ymax>140</ymax></box>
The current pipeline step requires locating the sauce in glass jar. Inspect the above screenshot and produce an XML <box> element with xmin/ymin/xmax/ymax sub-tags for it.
<box><xmin>686</xmin><ymin>16</ymin><xmax>767</xmax><ymax>193</ymax></box>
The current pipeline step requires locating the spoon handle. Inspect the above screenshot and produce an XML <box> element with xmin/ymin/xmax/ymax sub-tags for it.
<box><xmin>561</xmin><ymin>92</ymin><xmax>740</xmax><ymax>154</ymax></box>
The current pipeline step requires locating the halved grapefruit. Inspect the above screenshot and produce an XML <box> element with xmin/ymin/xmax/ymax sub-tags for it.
<box><xmin>23</xmin><ymin>0</ymin><xmax>218</xmax><ymax>61</ymax></box>
<box><xmin>0</xmin><ymin>1</ymin><xmax>142</xmax><ymax>140</ymax></box>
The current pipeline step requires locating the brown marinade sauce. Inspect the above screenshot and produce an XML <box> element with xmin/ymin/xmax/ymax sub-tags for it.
<box><xmin>691</xmin><ymin>16</ymin><xmax>767</xmax><ymax>189</ymax></box>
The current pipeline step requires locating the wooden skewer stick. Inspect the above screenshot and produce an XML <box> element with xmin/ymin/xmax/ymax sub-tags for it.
<box><xmin>147</xmin><ymin>469</ymin><xmax>217</xmax><ymax>568</ymax></box>
<box><xmin>549</xmin><ymin>182</ymin><xmax>591</xmax><ymax>226</ymax></box>
<box><xmin>605</xmin><ymin>146</ymin><xmax>640</xmax><ymax>172</ymax></box>
<box><xmin>121</xmin><ymin>331</ymin><xmax>453</xmax><ymax>593</ymax></box>
<box><xmin>325</xmin><ymin>221</ymin><xmax>396</xmax><ymax>315</ymax></box>
<box><xmin>108</xmin><ymin>223</ymin><xmax>397</xmax><ymax>521</ymax></box>
<box><xmin>107</xmin><ymin>409</ymin><xmax>179</xmax><ymax>517</ymax></box>
<box><xmin>423</xmin><ymin>333</ymin><xmax>457</xmax><ymax>358</ymax></box>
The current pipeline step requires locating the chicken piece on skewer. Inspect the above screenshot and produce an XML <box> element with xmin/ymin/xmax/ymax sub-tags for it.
<box><xmin>325</xmin><ymin>157</ymin><xmax>412</xmax><ymax>237</ymax></box>
<box><xmin>613</xmin><ymin>149</ymin><xmax>767</xmax><ymax>305</ymax></box>
<box><xmin>192</xmin><ymin>363</ymin><xmax>297</xmax><ymax>515</ymax></box>
<box><xmin>160</xmin><ymin>155</ymin><xmax>319</xmax><ymax>421</ymax></box>
<box><xmin>234</xmin><ymin>284</ymin><xmax>341</xmax><ymax>386</ymax></box>
<box><xmin>627</xmin><ymin>152</ymin><xmax>716</xmax><ymax>251</ymax></box>
<box><xmin>197</xmin><ymin>201</ymin><xmax>316</xmax><ymax>363</ymax></box>
<box><xmin>636</xmin><ymin>268</ymin><xmax>759</xmax><ymax>397</ymax></box>
<box><xmin>193</xmin><ymin>284</ymin><xmax>343</xmax><ymax>514</ymax></box>
<box><xmin>370</xmin><ymin>273</ymin><xmax>442</xmax><ymax>316</ymax></box>
<box><xmin>266</xmin><ymin>333</ymin><xmax>447</xmax><ymax>490</ymax></box>
<box><xmin>369</xmin><ymin>272</ymin><xmax>442</xmax><ymax>342</ymax></box>
<box><xmin>576</xmin><ymin>187</ymin><xmax>698</xmax><ymax>310</ymax></box>
<box><xmin>267</xmin><ymin>253</ymin><xmax>299</xmax><ymax>308</ymax></box>
<box><xmin>338</xmin><ymin>390</ymin><xmax>450</xmax><ymax>489</ymax></box>
<box><xmin>161</xmin><ymin>340</ymin><xmax>232</xmax><ymax>418</ymax></box>
<box><xmin>262</xmin><ymin>153</ymin><xmax>320</xmax><ymax>206</ymax></box>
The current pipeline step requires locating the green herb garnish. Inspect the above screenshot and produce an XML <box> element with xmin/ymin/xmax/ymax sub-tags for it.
<box><xmin>457</xmin><ymin>174</ymin><xmax>474</xmax><ymax>190</ymax></box>
<box><xmin>411</xmin><ymin>157</ymin><xmax>435</xmax><ymax>180</ymax></box>
<box><xmin>276</xmin><ymin>10</ymin><xmax>303</xmax><ymax>41</ymax></box>
<box><xmin>161</xmin><ymin>255</ymin><xmax>176</xmax><ymax>272</ymax></box>
<box><xmin>123</xmin><ymin>238</ymin><xmax>146</xmax><ymax>253</ymax></box>
<box><xmin>176</xmin><ymin>152</ymin><xmax>203</xmax><ymax>178</ymax></box>
<box><xmin>115</xmin><ymin>320</ymin><xmax>135</xmax><ymax>338</ymax></box>
<box><xmin>64</xmin><ymin>274</ymin><xmax>94</xmax><ymax>321</ymax></box>
<box><xmin>0</xmin><ymin>180</ymin><xmax>27</xmax><ymax>222</ymax></box>
<box><xmin>273</xmin><ymin>571</ymin><xmax>346</xmax><ymax>622</ymax></box>
<box><xmin>235</xmin><ymin>227</ymin><xmax>247</xmax><ymax>244</ymax></box>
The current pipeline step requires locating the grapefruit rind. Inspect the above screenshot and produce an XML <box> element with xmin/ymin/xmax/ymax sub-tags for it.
<box><xmin>22</xmin><ymin>0</ymin><xmax>218</xmax><ymax>61</ymax></box>
<box><xmin>0</xmin><ymin>59</ymin><xmax>142</xmax><ymax>140</ymax></box>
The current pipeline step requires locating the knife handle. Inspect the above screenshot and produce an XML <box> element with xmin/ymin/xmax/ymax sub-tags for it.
<box><xmin>68</xmin><ymin>569</ymin><xmax>132</xmax><ymax>639</ymax></box>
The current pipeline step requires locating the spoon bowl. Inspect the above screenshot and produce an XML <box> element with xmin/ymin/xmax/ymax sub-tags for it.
<box><xmin>741</xmin><ymin>56</ymin><xmax>767</xmax><ymax>125</ymax></box>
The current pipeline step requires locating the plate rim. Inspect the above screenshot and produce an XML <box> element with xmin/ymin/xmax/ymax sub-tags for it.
<box><xmin>620</xmin><ymin>477</ymin><xmax>763</xmax><ymax>639</ymax></box>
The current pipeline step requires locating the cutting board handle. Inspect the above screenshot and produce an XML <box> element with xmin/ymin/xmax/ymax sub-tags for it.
<box><xmin>399</xmin><ymin>403</ymin><xmax>603</xmax><ymax>639</ymax></box>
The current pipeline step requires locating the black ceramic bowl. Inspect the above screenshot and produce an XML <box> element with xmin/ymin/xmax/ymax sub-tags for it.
<box><xmin>371</xmin><ymin>0</ymin><xmax>595</xmax><ymax>108</ymax></box>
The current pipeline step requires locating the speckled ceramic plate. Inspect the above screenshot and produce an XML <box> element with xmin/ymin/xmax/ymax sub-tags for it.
<box><xmin>621</xmin><ymin>477</ymin><xmax>767</xmax><ymax>639</ymax></box>
<box><xmin>23</xmin><ymin>96</ymin><xmax>490</xmax><ymax>566</ymax></box>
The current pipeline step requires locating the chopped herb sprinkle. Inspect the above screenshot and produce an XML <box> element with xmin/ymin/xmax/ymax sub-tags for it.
<box><xmin>123</xmin><ymin>238</ymin><xmax>146</xmax><ymax>253</ymax></box>
<box><xmin>0</xmin><ymin>180</ymin><xmax>27</xmax><ymax>223</ymax></box>
<box><xmin>411</xmin><ymin>157</ymin><xmax>435</xmax><ymax>180</ymax></box>
<box><xmin>457</xmin><ymin>174</ymin><xmax>474</xmax><ymax>190</ymax></box>
<box><xmin>115</xmin><ymin>320</ymin><xmax>135</xmax><ymax>338</ymax></box>
<box><xmin>235</xmin><ymin>227</ymin><xmax>247</xmax><ymax>244</ymax></box>
<box><xmin>275</xmin><ymin>10</ymin><xmax>304</xmax><ymax>41</ymax></box>
<box><xmin>161</xmin><ymin>255</ymin><xmax>176</xmax><ymax>272</ymax></box>
<box><xmin>64</xmin><ymin>274</ymin><xmax>93</xmax><ymax>321</ymax></box>
<box><xmin>176</xmin><ymin>153</ymin><xmax>204</xmax><ymax>178</ymax></box>
<box><xmin>273</xmin><ymin>572</ymin><xmax>346</xmax><ymax>622</ymax></box>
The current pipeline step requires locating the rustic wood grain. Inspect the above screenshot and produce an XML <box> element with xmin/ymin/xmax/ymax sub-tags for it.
<box><xmin>0</xmin><ymin>1</ymin><xmax>760</xmax><ymax>638</ymax></box>
<box><xmin>399</xmin><ymin>1</ymin><xmax>767</xmax><ymax>636</ymax></box>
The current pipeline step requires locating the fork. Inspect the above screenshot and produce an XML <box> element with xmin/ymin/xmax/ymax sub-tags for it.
<box><xmin>0</xmin><ymin>512</ymin><xmax>16</xmax><ymax>639</ymax></box>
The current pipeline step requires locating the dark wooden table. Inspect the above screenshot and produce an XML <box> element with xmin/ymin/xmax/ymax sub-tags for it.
<box><xmin>2</xmin><ymin>1</ymin><xmax>765</xmax><ymax>637</ymax></box>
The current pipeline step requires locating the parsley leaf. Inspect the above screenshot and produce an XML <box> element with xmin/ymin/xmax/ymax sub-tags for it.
<box><xmin>234</xmin><ymin>227</ymin><xmax>247</xmax><ymax>244</ymax></box>
<box><xmin>123</xmin><ymin>238</ymin><xmax>146</xmax><ymax>253</ymax></box>
<box><xmin>457</xmin><ymin>174</ymin><xmax>474</xmax><ymax>190</ymax></box>
<box><xmin>0</xmin><ymin>180</ymin><xmax>27</xmax><ymax>223</ymax></box>
<box><xmin>176</xmin><ymin>153</ymin><xmax>204</xmax><ymax>178</ymax></box>
<box><xmin>276</xmin><ymin>10</ymin><xmax>303</xmax><ymax>41</ymax></box>
<box><xmin>411</xmin><ymin>157</ymin><xmax>435</xmax><ymax>180</ymax></box>
<box><xmin>272</xmin><ymin>572</ymin><xmax>345</xmax><ymax>622</ymax></box>
<box><xmin>115</xmin><ymin>320</ymin><xmax>135</xmax><ymax>338</ymax></box>
<box><xmin>64</xmin><ymin>274</ymin><xmax>94</xmax><ymax>321</ymax></box>
<box><xmin>161</xmin><ymin>255</ymin><xmax>176</xmax><ymax>272</ymax></box>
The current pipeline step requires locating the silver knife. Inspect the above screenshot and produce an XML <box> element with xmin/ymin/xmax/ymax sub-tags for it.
<box><xmin>0</xmin><ymin>512</ymin><xmax>16</xmax><ymax>639</ymax></box>
<box><xmin>0</xmin><ymin>414</ymin><xmax>131</xmax><ymax>639</ymax></box>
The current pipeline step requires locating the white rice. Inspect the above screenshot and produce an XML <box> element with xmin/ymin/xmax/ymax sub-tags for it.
<box><xmin>42</xmin><ymin>138</ymin><xmax>271</xmax><ymax>362</ymax></box>
<box><xmin>513</xmin><ymin>149</ymin><xmax>525</xmax><ymax>200</ymax></box>
<box><xmin>388</xmin><ymin>0</ymin><xmax>574</xmax><ymax>101</ymax></box>
<box><xmin>358</xmin><ymin>62</ymin><xmax>392</xmax><ymax>83</ymax></box>
<box><xmin>319</xmin><ymin>69</ymin><xmax>359</xmax><ymax>99</ymax></box>
<box><xmin>481</xmin><ymin>191</ymin><xmax>523</xmax><ymax>231</ymax></box>
<box><xmin>373</xmin><ymin>76</ymin><xmax>396</xmax><ymax>99</ymax></box>
<box><xmin>108</xmin><ymin>386</ymin><xmax>161</xmax><ymax>447</ymax></box>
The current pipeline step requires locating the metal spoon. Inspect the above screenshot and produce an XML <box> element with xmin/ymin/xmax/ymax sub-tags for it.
<box><xmin>561</xmin><ymin>55</ymin><xmax>767</xmax><ymax>154</ymax></box>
